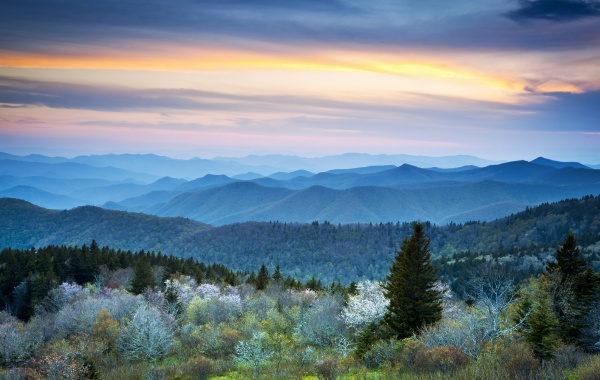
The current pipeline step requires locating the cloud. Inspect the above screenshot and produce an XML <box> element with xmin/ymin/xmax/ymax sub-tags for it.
<box><xmin>505</xmin><ymin>0</ymin><xmax>600</xmax><ymax>22</ymax></box>
<box><xmin>527</xmin><ymin>90</ymin><xmax>600</xmax><ymax>130</ymax></box>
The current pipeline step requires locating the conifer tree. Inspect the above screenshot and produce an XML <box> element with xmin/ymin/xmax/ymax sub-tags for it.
<box><xmin>546</xmin><ymin>231</ymin><xmax>600</xmax><ymax>346</ymax></box>
<box><xmin>273</xmin><ymin>265</ymin><xmax>283</xmax><ymax>283</ymax></box>
<box><xmin>546</xmin><ymin>231</ymin><xmax>586</xmax><ymax>279</ymax></box>
<box><xmin>525</xmin><ymin>293</ymin><xmax>559</xmax><ymax>362</ymax></box>
<box><xmin>383</xmin><ymin>222</ymin><xmax>442</xmax><ymax>339</ymax></box>
<box><xmin>131</xmin><ymin>258</ymin><xmax>155</xmax><ymax>295</ymax></box>
<box><xmin>255</xmin><ymin>264</ymin><xmax>269</xmax><ymax>290</ymax></box>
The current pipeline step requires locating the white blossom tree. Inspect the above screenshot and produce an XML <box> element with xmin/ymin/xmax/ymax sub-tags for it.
<box><xmin>235</xmin><ymin>332</ymin><xmax>273</xmax><ymax>378</ymax></box>
<box><xmin>341</xmin><ymin>280</ymin><xmax>389</xmax><ymax>333</ymax></box>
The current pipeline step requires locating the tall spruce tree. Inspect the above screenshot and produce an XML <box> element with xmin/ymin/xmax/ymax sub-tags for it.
<box><xmin>130</xmin><ymin>258</ymin><xmax>155</xmax><ymax>295</ymax></box>
<box><xmin>255</xmin><ymin>263</ymin><xmax>270</xmax><ymax>290</ymax></box>
<box><xmin>546</xmin><ymin>231</ymin><xmax>586</xmax><ymax>279</ymax></box>
<box><xmin>546</xmin><ymin>231</ymin><xmax>600</xmax><ymax>348</ymax></box>
<box><xmin>383</xmin><ymin>222</ymin><xmax>442</xmax><ymax>339</ymax></box>
<box><xmin>524</xmin><ymin>291</ymin><xmax>559</xmax><ymax>362</ymax></box>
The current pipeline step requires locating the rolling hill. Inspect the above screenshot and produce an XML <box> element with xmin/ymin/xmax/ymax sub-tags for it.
<box><xmin>2</xmin><ymin>195</ymin><xmax>599</xmax><ymax>284</ymax></box>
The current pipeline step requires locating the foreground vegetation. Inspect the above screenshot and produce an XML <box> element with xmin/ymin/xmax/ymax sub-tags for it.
<box><xmin>2</xmin><ymin>225</ymin><xmax>600</xmax><ymax>379</ymax></box>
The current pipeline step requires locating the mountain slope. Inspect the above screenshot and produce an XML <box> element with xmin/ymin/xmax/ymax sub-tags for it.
<box><xmin>2</xmin><ymin>195</ymin><xmax>599</xmax><ymax>284</ymax></box>
<box><xmin>0</xmin><ymin>159</ymin><xmax>156</xmax><ymax>182</ymax></box>
<box><xmin>0</xmin><ymin>186</ymin><xmax>84</xmax><ymax>209</ymax></box>
<box><xmin>137</xmin><ymin>179</ymin><xmax>600</xmax><ymax>225</ymax></box>
<box><xmin>531</xmin><ymin>157</ymin><xmax>589</xmax><ymax>169</ymax></box>
<box><xmin>0</xmin><ymin>198</ymin><xmax>210</xmax><ymax>252</ymax></box>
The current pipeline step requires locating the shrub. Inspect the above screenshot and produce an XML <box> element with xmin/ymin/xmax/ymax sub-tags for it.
<box><xmin>553</xmin><ymin>344</ymin><xmax>585</xmax><ymax>370</ymax></box>
<box><xmin>413</xmin><ymin>345</ymin><xmax>469</xmax><ymax>373</ymax></box>
<box><xmin>497</xmin><ymin>341</ymin><xmax>539</xmax><ymax>379</ymax></box>
<box><xmin>398</xmin><ymin>338</ymin><xmax>427</xmax><ymax>369</ymax></box>
<box><xmin>573</xmin><ymin>355</ymin><xmax>600</xmax><ymax>380</ymax></box>
<box><xmin>363</xmin><ymin>339</ymin><xmax>397</xmax><ymax>368</ymax></box>
<box><xmin>186</xmin><ymin>357</ymin><xmax>213</xmax><ymax>380</ymax></box>
<box><xmin>314</xmin><ymin>357</ymin><xmax>339</xmax><ymax>380</ymax></box>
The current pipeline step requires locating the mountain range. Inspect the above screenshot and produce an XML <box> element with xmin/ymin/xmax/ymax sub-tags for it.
<box><xmin>1</xmin><ymin>152</ymin><xmax>599</xmax><ymax>225</ymax></box>
<box><xmin>2</xmin><ymin>195</ymin><xmax>599</xmax><ymax>283</ymax></box>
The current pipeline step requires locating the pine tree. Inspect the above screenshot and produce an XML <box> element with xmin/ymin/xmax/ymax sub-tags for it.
<box><xmin>525</xmin><ymin>294</ymin><xmax>559</xmax><ymax>362</ymax></box>
<box><xmin>383</xmin><ymin>222</ymin><xmax>442</xmax><ymax>339</ymax></box>
<box><xmin>255</xmin><ymin>264</ymin><xmax>269</xmax><ymax>290</ymax></box>
<box><xmin>546</xmin><ymin>231</ymin><xmax>600</xmax><ymax>346</ymax></box>
<box><xmin>164</xmin><ymin>280</ymin><xmax>182</xmax><ymax>316</ymax></box>
<box><xmin>272</xmin><ymin>265</ymin><xmax>283</xmax><ymax>283</ymax></box>
<box><xmin>130</xmin><ymin>258</ymin><xmax>155</xmax><ymax>295</ymax></box>
<box><xmin>546</xmin><ymin>231</ymin><xmax>586</xmax><ymax>279</ymax></box>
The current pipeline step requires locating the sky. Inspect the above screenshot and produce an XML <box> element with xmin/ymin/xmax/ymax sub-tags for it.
<box><xmin>0</xmin><ymin>0</ymin><xmax>599</xmax><ymax>163</ymax></box>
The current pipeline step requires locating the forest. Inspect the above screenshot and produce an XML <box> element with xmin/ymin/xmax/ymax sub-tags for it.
<box><xmin>2</xmin><ymin>194</ymin><xmax>600</xmax><ymax>285</ymax></box>
<box><xmin>2</xmin><ymin>223</ymin><xmax>600</xmax><ymax>379</ymax></box>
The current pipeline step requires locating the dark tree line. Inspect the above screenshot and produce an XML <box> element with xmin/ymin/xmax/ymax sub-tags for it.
<box><xmin>0</xmin><ymin>241</ymin><xmax>237</xmax><ymax>320</ymax></box>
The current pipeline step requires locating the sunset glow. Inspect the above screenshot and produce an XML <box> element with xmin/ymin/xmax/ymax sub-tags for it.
<box><xmin>0</xmin><ymin>0</ymin><xmax>599</xmax><ymax>162</ymax></box>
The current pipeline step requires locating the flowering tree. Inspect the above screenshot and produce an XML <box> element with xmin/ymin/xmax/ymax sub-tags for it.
<box><xmin>235</xmin><ymin>332</ymin><xmax>273</xmax><ymax>378</ymax></box>
<box><xmin>341</xmin><ymin>280</ymin><xmax>389</xmax><ymax>333</ymax></box>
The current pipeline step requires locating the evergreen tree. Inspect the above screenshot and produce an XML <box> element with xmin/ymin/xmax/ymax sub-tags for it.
<box><xmin>255</xmin><ymin>264</ymin><xmax>270</xmax><ymax>290</ymax></box>
<box><xmin>524</xmin><ymin>294</ymin><xmax>559</xmax><ymax>362</ymax></box>
<box><xmin>383</xmin><ymin>222</ymin><xmax>442</xmax><ymax>339</ymax></box>
<box><xmin>130</xmin><ymin>258</ymin><xmax>155</xmax><ymax>295</ymax></box>
<box><xmin>164</xmin><ymin>279</ymin><xmax>182</xmax><ymax>316</ymax></box>
<box><xmin>546</xmin><ymin>231</ymin><xmax>600</xmax><ymax>346</ymax></box>
<box><xmin>546</xmin><ymin>231</ymin><xmax>586</xmax><ymax>279</ymax></box>
<box><xmin>273</xmin><ymin>265</ymin><xmax>283</xmax><ymax>283</ymax></box>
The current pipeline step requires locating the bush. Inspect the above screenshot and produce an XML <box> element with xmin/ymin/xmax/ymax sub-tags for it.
<box><xmin>186</xmin><ymin>357</ymin><xmax>213</xmax><ymax>380</ymax></box>
<box><xmin>573</xmin><ymin>355</ymin><xmax>600</xmax><ymax>380</ymax></box>
<box><xmin>362</xmin><ymin>339</ymin><xmax>397</xmax><ymax>368</ymax></box>
<box><xmin>553</xmin><ymin>344</ymin><xmax>585</xmax><ymax>370</ymax></box>
<box><xmin>314</xmin><ymin>357</ymin><xmax>339</xmax><ymax>380</ymax></box>
<box><xmin>413</xmin><ymin>345</ymin><xmax>469</xmax><ymax>373</ymax></box>
<box><xmin>497</xmin><ymin>341</ymin><xmax>539</xmax><ymax>379</ymax></box>
<box><xmin>398</xmin><ymin>338</ymin><xmax>426</xmax><ymax>369</ymax></box>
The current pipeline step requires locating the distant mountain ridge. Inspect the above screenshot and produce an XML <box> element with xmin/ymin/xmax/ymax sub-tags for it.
<box><xmin>1</xmin><ymin>152</ymin><xmax>599</xmax><ymax>225</ymax></box>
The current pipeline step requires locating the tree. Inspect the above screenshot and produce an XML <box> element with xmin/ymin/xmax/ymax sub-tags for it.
<box><xmin>255</xmin><ymin>264</ymin><xmax>269</xmax><ymax>290</ymax></box>
<box><xmin>524</xmin><ymin>293</ymin><xmax>559</xmax><ymax>362</ymax></box>
<box><xmin>235</xmin><ymin>332</ymin><xmax>273</xmax><ymax>379</ymax></box>
<box><xmin>272</xmin><ymin>265</ymin><xmax>283</xmax><ymax>283</ymax></box>
<box><xmin>383</xmin><ymin>222</ymin><xmax>442</xmax><ymax>339</ymax></box>
<box><xmin>546</xmin><ymin>231</ymin><xmax>600</xmax><ymax>346</ymax></box>
<box><xmin>130</xmin><ymin>258</ymin><xmax>155</xmax><ymax>295</ymax></box>
<box><xmin>118</xmin><ymin>304</ymin><xmax>173</xmax><ymax>361</ymax></box>
<box><xmin>341</xmin><ymin>280</ymin><xmax>388</xmax><ymax>333</ymax></box>
<box><xmin>546</xmin><ymin>230</ymin><xmax>586</xmax><ymax>279</ymax></box>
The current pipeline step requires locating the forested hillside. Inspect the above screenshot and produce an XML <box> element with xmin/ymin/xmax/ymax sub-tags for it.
<box><xmin>2</xmin><ymin>195</ymin><xmax>600</xmax><ymax>284</ymax></box>
<box><xmin>0</xmin><ymin>198</ymin><xmax>210</xmax><ymax>251</ymax></box>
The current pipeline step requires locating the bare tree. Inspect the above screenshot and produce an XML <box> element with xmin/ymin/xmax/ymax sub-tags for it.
<box><xmin>0</xmin><ymin>315</ymin><xmax>41</xmax><ymax>366</ymax></box>
<box><xmin>118</xmin><ymin>304</ymin><xmax>174</xmax><ymax>361</ymax></box>
<box><xmin>467</xmin><ymin>269</ymin><xmax>527</xmax><ymax>342</ymax></box>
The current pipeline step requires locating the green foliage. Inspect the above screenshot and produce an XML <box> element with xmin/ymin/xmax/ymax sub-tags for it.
<box><xmin>0</xmin><ymin>243</ymin><xmax>239</xmax><ymax>319</ymax></box>
<box><xmin>524</xmin><ymin>293</ymin><xmax>560</xmax><ymax>362</ymax></box>
<box><xmin>546</xmin><ymin>231</ymin><xmax>587</xmax><ymax>278</ymax></box>
<box><xmin>3</xmin><ymin>195</ymin><xmax>600</xmax><ymax>285</ymax></box>
<box><xmin>255</xmin><ymin>264</ymin><xmax>269</xmax><ymax>291</ymax></box>
<box><xmin>130</xmin><ymin>257</ymin><xmax>155</xmax><ymax>294</ymax></box>
<box><xmin>383</xmin><ymin>223</ymin><xmax>442</xmax><ymax>339</ymax></box>
<box><xmin>546</xmin><ymin>232</ymin><xmax>600</xmax><ymax>348</ymax></box>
